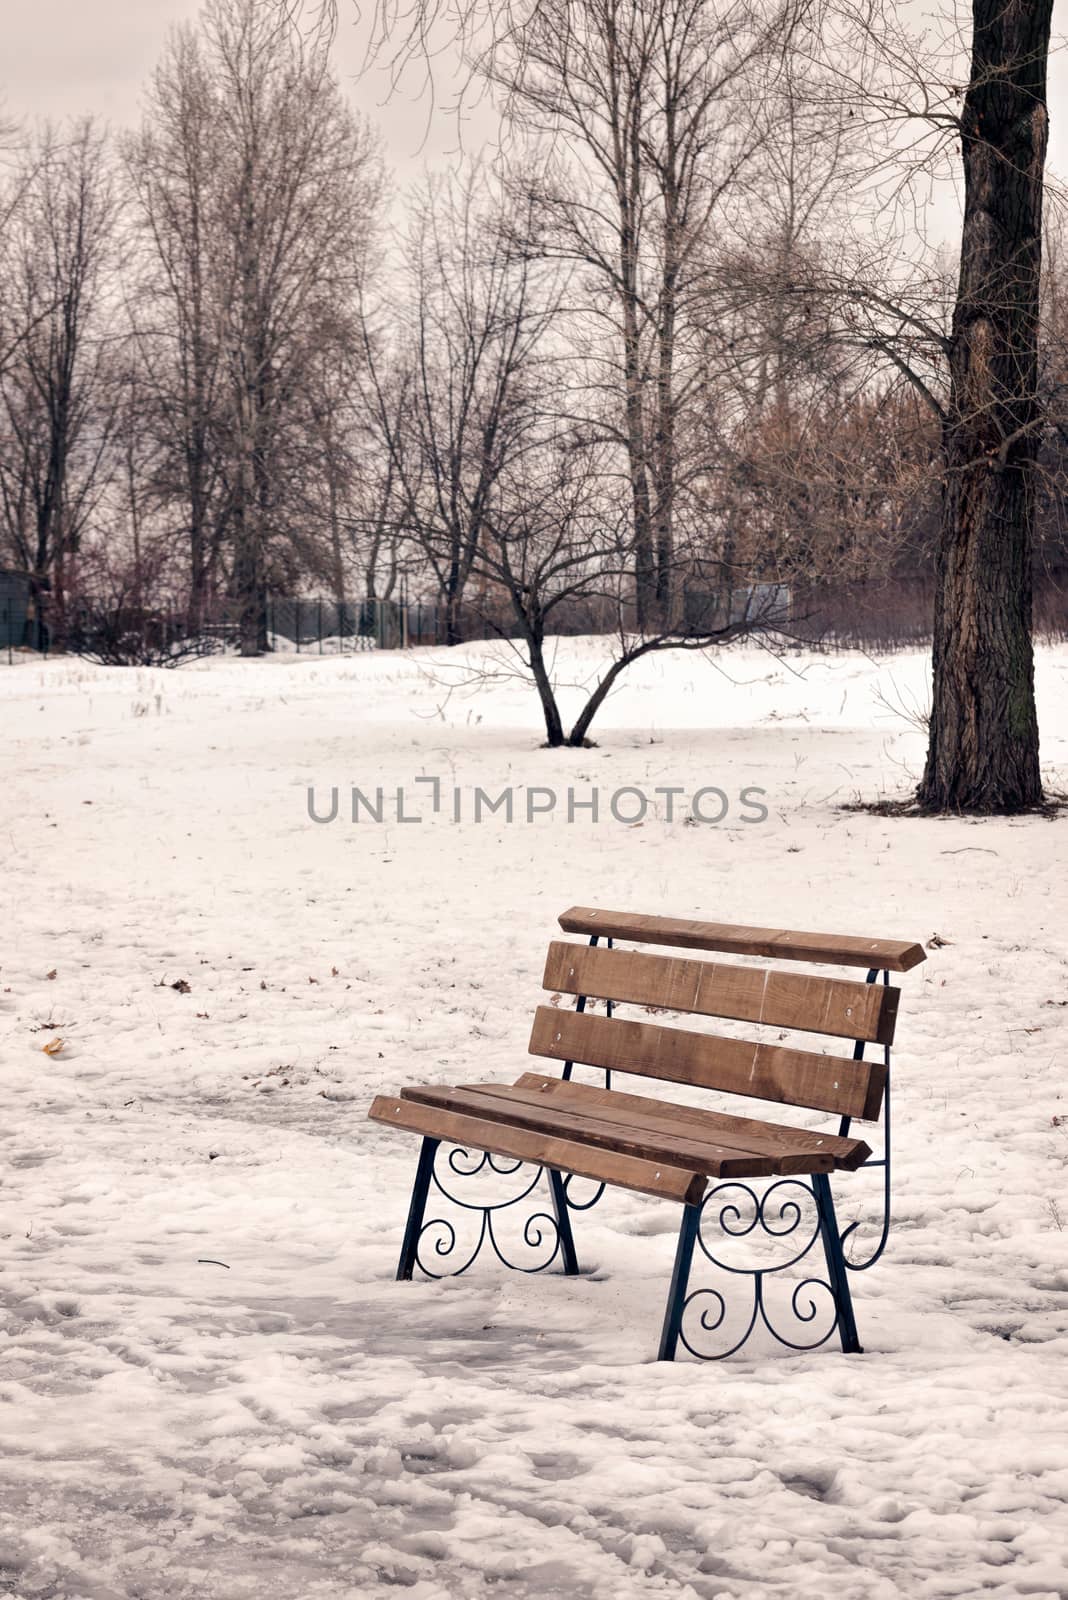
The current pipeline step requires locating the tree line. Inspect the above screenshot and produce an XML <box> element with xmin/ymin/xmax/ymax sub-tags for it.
<box><xmin>1</xmin><ymin>0</ymin><xmax>1064</xmax><ymax>803</ymax></box>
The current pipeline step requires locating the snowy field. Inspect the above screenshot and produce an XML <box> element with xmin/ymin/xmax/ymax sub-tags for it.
<box><xmin>2</xmin><ymin>638</ymin><xmax>1068</xmax><ymax>1600</ymax></box>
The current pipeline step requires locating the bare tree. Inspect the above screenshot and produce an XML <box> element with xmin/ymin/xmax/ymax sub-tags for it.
<box><xmin>699</xmin><ymin>0</ymin><xmax>1060</xmax><ymax>809</ymax></box>
<box><xmin>0</xmin><ymin>115</ymin><xmax>46</xmax><ymax>381</ymax></box>
<box><xmin>474</xmin><ymin>441</ymin><xmax>784</xmax><ymax>748</ymax></box>
<box><xmin>755</xmin><ymin>1</ymin><xmax>1055</xmax><ymax>810</ymax></box>
<box><xmin>486</xmin><ymin>0</ymin><xmax>798</xmax><ymax>629</ymax></box>
<box><xmin>125</xmin><ymin>0</ymin><xmax>383</xmax><ymax>652</ymax></box>
<box><xmin>0</xmin><ymin>119</ymin><xmax>118</xmax><ymax>647</ymax></box>
<box><xmin>328</xmin><ymin>0</ymin><xmax>1061</xmax><ymax>809</ymax></box>
<box><xmin>370</xmin><ymin>159</ymin><xmax>791</xmax><ymax>743</ymax></box>
<box><xmin>298</xmin><ymin>341</ymin><xmax>414</xmax><ymax>605</ymax></box>
<box><xmin>916</xmin><ymin>0</ymin><xmax>1052</xmax><ymax>812</ymax></box>
<box><xmin>1036</xmin><ymin>211</ymin><xmax>1068</xmax><ymax>597</ymax></box>
<box><xmin>364</xmin><ymin>165</ymin><xmax>559</xmax><ymax>645</ymax></box>
<box><xmin>123</xmin><ymin>28</ymin><xmax>230</xmax><ymax>627</ymax></box>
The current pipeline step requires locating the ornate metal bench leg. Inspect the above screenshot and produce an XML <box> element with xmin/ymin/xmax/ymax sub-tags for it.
<box><xmin>658</xmin><ymin>1202</ymin><xmax>701</xmax><ymax>1361</ymax></box>
<box><xmin>657</xmin><ymin>1180</ymin><xmax>857</xmax><ymax>1360</ymax></box>
<box><xmin>547</xmin><ymin>1168</ymin><xmax>580</xmax><ymax>1276</ymax></box>
<box><xmin>396</xmin><ymin>1136</ymin><xmax>439</xmax><ymax>1281</ymax></box>
<box><xmin>394</xmin><ymin>1141</ymin><xmax>578</xmax><ymax>1278</ymax></box>
<box><xmin>813</xmin><ymin>1173</ymin><xmax>863</xmax><ymax>1354</ymax></box>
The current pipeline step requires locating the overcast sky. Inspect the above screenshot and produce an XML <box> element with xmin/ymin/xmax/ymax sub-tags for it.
<box><xmin>1</xmin><ymin>0</ymin><xmax>498</xmax><ymax>180</ymax></box>
<box><xmin>2</xmin><ymin>0</ymin><xmax>1065</xmax><ymax>211</ymax></box>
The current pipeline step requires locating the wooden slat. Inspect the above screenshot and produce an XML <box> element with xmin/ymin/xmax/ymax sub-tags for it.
<box><xmin>449</xmin><ymin>1083</ymin><xmax>834</xmax><ymax>1175</ymax></box>
<box><xmin>401</xmin><ymin>1084</ymin><xmax>789</xmax><ymax>1177</ymax></box>
<box><xmin>544</xmin><ymin>940</ymin><xmax>900</xmax><ymax>1046</ymax></box>
<box><xmin>369</xmin><ymin>1095</ymin><xmax>708</xmax><ymax>1205</ymax></box>
<box><xmin>560</xmin><ymin>906</ymin><xmax>927</xmax><ymax>973</ymax></box>
<box><xmin>512</xmin><ymin>1073</ymin><xmax>872</xmax><ymax>1171</ymax></box>
<box><xmin>528</xmin><ymin>1007</ymin><xmax>887</xmax><ymax>1122</ymax></box>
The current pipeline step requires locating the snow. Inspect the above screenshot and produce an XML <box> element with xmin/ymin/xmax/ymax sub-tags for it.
<box><xmin>2</xmin><ymin>638</ymin><xmax>1067</xmax><ymax>1600</ymax></box>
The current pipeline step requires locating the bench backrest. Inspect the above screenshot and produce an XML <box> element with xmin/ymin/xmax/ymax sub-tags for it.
<box><xmin>528</xmin><ymin>907</ymin><xmax>925</xmax><ymax>1122</ymax></box>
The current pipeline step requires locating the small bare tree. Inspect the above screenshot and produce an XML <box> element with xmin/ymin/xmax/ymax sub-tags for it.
<box><xmin>369</xmin><ymin>159</ymin><xmax>791</xmax><ymax>744</ymax></box>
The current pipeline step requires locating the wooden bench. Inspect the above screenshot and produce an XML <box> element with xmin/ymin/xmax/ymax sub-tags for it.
<box><xmin>369</xmin><ymin>907</ymin><xmax>925</xmax><ymax>1360</ymax></box>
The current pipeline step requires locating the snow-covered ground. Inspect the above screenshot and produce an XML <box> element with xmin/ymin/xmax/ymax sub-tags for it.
<box><xmin>2</xmin><ymin>638</ymin><xmax>1067</xmax><ymax>1600</ymax></box>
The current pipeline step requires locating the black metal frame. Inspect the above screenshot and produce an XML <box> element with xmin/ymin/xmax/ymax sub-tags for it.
<box><xmin>392</xmin><ymin>952</ymin><xmax>894</xmax><ymax>1362</ymax></box>
<box><xmin>839</xmin><ymin>969</ymin><xmax>894</xmax><ymax>1273</ymax></box>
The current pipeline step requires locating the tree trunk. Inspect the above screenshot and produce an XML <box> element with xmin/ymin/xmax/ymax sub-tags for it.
<box><xmin>618</xmin><ymin>162</ymin><xmax>656</xmax><ymax>632</ymax></box>
<box><xmin>568</xmin><ymin>639</ymin><xmax>658</xmax><ymax>746</ymax></box>
<box><xmin>917</xmin><ymin>0</ymin><xmax>1051</xmax><ymax>813</ymax></box>
<box><xmin>445</xmin><ymin>586</ymin><xmax>462</xmax><ymax>647</ymax></box>
<box><xmin>528</xmin><ymin>628</ymin><xmax>565</xmax><ymax>747</ymax></box>
<box><xmin>188</xmin><ymin>522</ymin><xmax>208</xmax><ymax>632</ymax></box>
<box><xmin>233</xmin><ymin>524</ymin><xmax>266</xmax><ymax>656</ymax></box>
<box><xmin>623</xmin><ymin>302</ymin><xmax>657</xmax><ymax>631</ymax></box>
<box><xmin>232</xmin><ymin>403</ymin><xmax>267</xmax><ymax>655</ymax></box>
<box><xmin>653</xmin><ymin>149</ymin><xmax>679</xmax><ymax>627</ymax></box>
<box><xmin>652</xmin><ymin>341</ymin><xmax>675</xmax><ymax>625</ymax></box>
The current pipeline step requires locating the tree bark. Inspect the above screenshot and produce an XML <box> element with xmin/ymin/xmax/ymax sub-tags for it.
<box><xmin>918</xmin><ymin>0</ymin><xmax>1051</xmax><ymax>813</ymax></box>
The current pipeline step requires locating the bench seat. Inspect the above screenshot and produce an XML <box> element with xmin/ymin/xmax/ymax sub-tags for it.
<box><xmin>369</xmin><ymin>1071</ymin><xmax>872</xmax><ymax>1198</ymax></box>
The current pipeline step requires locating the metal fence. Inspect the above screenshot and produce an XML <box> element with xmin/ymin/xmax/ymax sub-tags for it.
<box><xmin>265</xmin><ymin>597</ymin><xmax>480</xmax><ymax>650</ymax></box>
<box><xmin>234</xmin><ymin>576</ymin><xmax>1068</xmax><ymax>655</ymax></box>
<box><xmin>6</xmin><ymin>575</ymin><xmax>1068</xmax><ymax>662</ymax></box>
<box><xmin>264</xmin><ymin>594</ymin><xmax>620</xmax><ymax>649</ymax></box>
<box><xmin>267</xmin><ymin>596</ymin><xmax>373</xmax><ymax>649</ymax></box>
